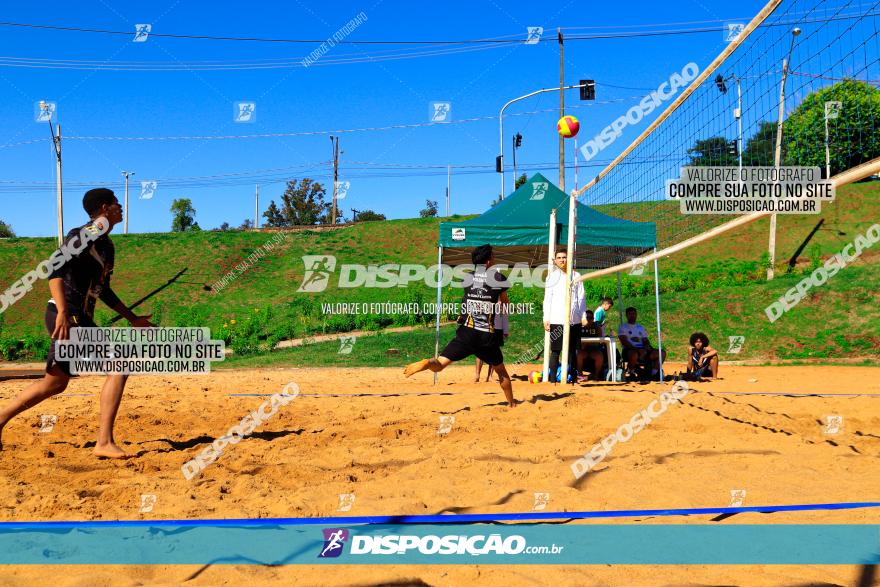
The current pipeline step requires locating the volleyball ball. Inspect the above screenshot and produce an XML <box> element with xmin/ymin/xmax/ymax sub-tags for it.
<box><xmin>528</xmin><ymin>370</ymin><xmax>542</xmax><ymax>383</ymax></box>
<box><xmin>556</xmin><ymin>115</ymin><xmax>580</xmax><ymax>138</ymax></box>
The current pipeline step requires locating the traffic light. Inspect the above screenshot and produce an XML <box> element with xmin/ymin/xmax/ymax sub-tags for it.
<box><xmin>728</xmin><ymin>139</ymin><xmax>738</xmax><ymax>156</ymax></box>
<box><xmin>496</xmin><ymin>155</ymin><xmax>503</xmax><ymax>173</ymax></box>
<box><xmin>514</xmin><ymin>133</ymin><xmax>523</xmax><ymax>148</ymax></box>
<box><xmin>715</xmin><ymin>74</ymin><xmax>728</xmax><ymax>94</ymax></box>
<box><xmin>579</xmin><ymin>79</ymin><xmax>595</xmax><ymax>101</ymax></box>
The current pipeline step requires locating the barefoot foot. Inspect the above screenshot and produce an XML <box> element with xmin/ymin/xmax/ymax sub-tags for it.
<box><xmin>404</xmin><ymin>359</ymin><xmax>430</xmax><ymax>378</ymax></box>
<box><xmin>94</xmin><ymin>442</ymin><xmax>127</xmax><ymax>459</ymax></box>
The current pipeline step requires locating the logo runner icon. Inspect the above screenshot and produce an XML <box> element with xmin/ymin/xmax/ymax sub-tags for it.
<box><xmin>298</xmin><ymin>255</ymin><xmax>337</xmax><ymax>292</ymax></box>
<box><xmin>318</xmin><ymin>528</ymin><xmax>349</xmax><ymax>558</ymax></box>
<box><xmin>530</xmin><ymin>182</ymin><xmax>548</xmax><ymax>200</ymax></box>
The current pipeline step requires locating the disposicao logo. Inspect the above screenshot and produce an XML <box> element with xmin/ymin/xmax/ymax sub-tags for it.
<box><xmin>318</xmin><ymin>528</ymin><xmax>349</xmax><ymax>558</ymax></box>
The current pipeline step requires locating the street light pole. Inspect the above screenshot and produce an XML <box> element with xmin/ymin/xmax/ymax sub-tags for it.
<box><xmin>499</xmin><ymin>83</ymin><xmax>583</xmax><ymax>198</ymax></box>
<box><xmin>121</xmin><ymin>171</ymin><xmax>134</xmax><ymax>234</ymax></box>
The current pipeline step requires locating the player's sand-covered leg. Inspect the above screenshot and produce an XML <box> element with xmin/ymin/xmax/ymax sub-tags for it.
<box><xmin>0</xmin><ymin>369</ymin><xmax>130</xmax><ymax>458</ymax></box>
<box><xmin>0</xmin><ymin>368</ymin><xmax>69</xmax><ymax>451</ymax></box>
<box><xmin>93</xmin><ymin>374</ymin><xmax>129</xmax><ymax>458</ymax></box>
<box><xmin>404</xmin><ymin>356</ymin><xmax>517</xmax><ymax>408</ymax></box>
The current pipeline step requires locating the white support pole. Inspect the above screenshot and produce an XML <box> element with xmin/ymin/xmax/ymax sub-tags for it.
<box><xmin>559</xmin><ymin>192</ymin><xmax>576</xmax><ymax>384</ymax></box>
<box><xmin>542</xmin><ymin>210</ymin><xmax>557</xmax><ymax>382</ymax></box>
<box><xmin>768</xmin><ymin>56</ymin><xmax>788</xmax><ymax>281</ymax></box>
<box><xmin>769</xmin><ymin>28</ymin><xmax>800</xmax><ymax>280</ymax></box>
<box><xmin>434</xmin><ymin>245</ymin><xmax>443</xmax><ymax>385</ymax></box>
<box><xmin>652</xmin><ymin>249</ymin><xmax>664</xmax><ymax>381</ymax></box>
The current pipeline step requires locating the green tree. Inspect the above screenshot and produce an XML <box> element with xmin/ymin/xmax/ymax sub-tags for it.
<box><xmin>419</xmin><ymin>199</ymin><xmax>438</xmax><ymax>218</ymax></box>
<box><xmin>170</xmin><ymin>198</ymin><xmax>196</xmax><ymax>232</ymax></box>
<box><xmin>263</xmin><ymin>179</ymin><xmax>329</xmax><ymax>226</ymax></box>
<box><xmin>782</xmin><ymin>79</ymin><xmax>880</xmax><ymax>174</ymax></box>
<box><xmin>355</xmin><ymin>210</ymin><xmax>386</xmax><ymax>222</ymax></box>
<box><xmin>514</xmin><ymin>173</ymin><xmax>528</xmax><ymax>189</ymax></box>
<box><xmin>0</xmin><ymin>220</ymin><xmax>14</xmax><ymax>238</ymax></box>
<box><xmin>262</xmin><ymin>202</ymin><xmax>284</xmax><ymax>227</ymax></box>
<box><xmin>240</xmin><ymin>219</ymin><xmax>254</xmax><ymax>229</ymax></box>
<box><xmin>742</xmin><ymin>120</ymin><xmax>779</xmax><ymax>167</ymax></box>
<box><xmin>686</xmin><ymin>136</ymin><xmax>738</xmax><ymax>166</ymax></box>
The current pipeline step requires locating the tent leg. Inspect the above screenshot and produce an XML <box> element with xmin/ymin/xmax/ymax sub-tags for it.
<box><xmin>434</xmin><ymin>246</ymin><xmax>443</xmax><ymax>386</ymax></box>
<box><xmin>652</xmin><ymin>248</ymin><xmax>664</xmax><ymax>382</ymax></box>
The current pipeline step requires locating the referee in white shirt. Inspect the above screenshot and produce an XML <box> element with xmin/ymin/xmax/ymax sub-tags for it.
<box><xmin>542</xmin><ymin>250</ymin><xmax>587</xmax><ymax>382</ymax></box>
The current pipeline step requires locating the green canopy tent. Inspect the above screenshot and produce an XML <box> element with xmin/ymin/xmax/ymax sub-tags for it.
<box><xmin>434</xmin><ymin>173</ymin><xmax>659</xmax><ymax>382</ymax></box>
<box><xmin>438</xmin><ymin>173</ymin><xmax>656</xmax><ymax>268</ymax></box>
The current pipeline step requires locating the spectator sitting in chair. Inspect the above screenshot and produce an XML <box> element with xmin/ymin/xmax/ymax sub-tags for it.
<box><xmin>685</xmin><ymin>332</ymin><xmax>719</xmax><ymax>380</ymax></box>
<box><xmin>617</xmin><ymin>307</ymin><xmax>666</xmax><ymax>380</ymax></box>
<box><xmin>578</xmin><ymin>310</ymin><xmax>605</xmax><ymax>381</ymax></box>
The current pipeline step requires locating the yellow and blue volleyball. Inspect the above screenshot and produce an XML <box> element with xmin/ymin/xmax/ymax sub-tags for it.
<box><xmin>528</xmin><ymin>370</ymin><xmax>543</xmax><ymax>383</ymax></box>
<box><xmin>556</xmin><ymin>115</ymin><xmax>580</xmax><ymax>138</ymax></box>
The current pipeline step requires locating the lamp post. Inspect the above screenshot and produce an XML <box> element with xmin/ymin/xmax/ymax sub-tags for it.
<box><xmin>498</xmin><ymin>84</ymin><xmax>584</xmax><ymax>199</ymax></box>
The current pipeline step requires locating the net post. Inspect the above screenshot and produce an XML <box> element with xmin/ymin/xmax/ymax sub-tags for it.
<box><xmin>542</xmin><ymin>210</ymin><xmax>557</xmax><ymax>382</ymax></box>
<box><xmin>560</xmin><ymin>192</ymin><xmax>576</xmax><ymax>384</ymax></box>
<box><xmin>433</xmin><ymin>245</ymin><xmax>443</xmax><ymax>385</ymax></box>
<box><xmin>652</xmin><ymin>248</ymin><xmax>664</xmax><ymax>382</ymax></box>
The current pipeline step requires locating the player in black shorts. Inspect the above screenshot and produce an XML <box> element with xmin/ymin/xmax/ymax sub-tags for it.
<box><xmin>0</xmin><ymin>188</ymin><xmax>154</xmax><ymax>458</ymax></box>
<box><xmin>404</xmin><ymin>244</ymin><xmax>516</xmax><ymax>408</ymax></box>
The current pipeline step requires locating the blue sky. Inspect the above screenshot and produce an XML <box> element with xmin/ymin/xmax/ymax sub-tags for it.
<box><xmin>0</xmin><ymin>0</ymin><xmax>771</xmax><ymax>236</ymax></box>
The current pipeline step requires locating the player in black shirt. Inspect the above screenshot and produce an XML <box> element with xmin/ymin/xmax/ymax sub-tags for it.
<box><xmin>0</xmin><ymin>188</ymin><xmax>154</xmax><ymax>458</ymax></box>
<box><xmin>404</xmin><ymin>244</ymin><xmax>516</xmax><ymax>407</ymax></box>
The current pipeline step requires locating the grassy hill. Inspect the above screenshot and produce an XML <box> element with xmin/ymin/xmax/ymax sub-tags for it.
<box><xmin>0</xmin><ymin>182</ymin><xmax>877</xmax><ymax>366</ymax></box>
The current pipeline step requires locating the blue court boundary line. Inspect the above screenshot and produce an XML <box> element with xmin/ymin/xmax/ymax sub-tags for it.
<box><xmin>227</xmin><ymin>390</ymin><xmax>880</xmax><ymax>399</ymax></box>
<box><xmin>228</xmin><ymin>391</ymin><xmax>470</xmax><ymax>398</ymax></box>
<box><xmin>2</xmin><ymin>501</ymin><xmax>878</xmax><ymax>528</ymax></box>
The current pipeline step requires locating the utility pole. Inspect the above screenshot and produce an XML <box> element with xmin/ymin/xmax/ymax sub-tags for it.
<box><xmin>330</xmin><ymin>135</ymin><xmax>339</xmax><ymax>225</ymax></box>
<box><xmin>39</xmin><ymin>101</ymin><xmax>63</xmax><ymax>244</ymax></box>
<box><xmin>558</xmin><ymin>28</ymin><xmax>565</xmax><ymax>192</ymax></box>
<box><xmin>446</xmin><ymin>164</ymin><xmax>451</xmax><ymax>217</ymax></box>
<box><xmin>55</xmin><ymin>124</ymin><xmax>63</xmax><ymax>245</ymax></box>
<box><xmin>121</xmin><ymin>171</ymin><xmax>134</xmax><ymax>234</ymax></box>
<box><xmin>255</xmin><ymin>184</ymin><xmax>259</xmax><ymax>228</ymax></box>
